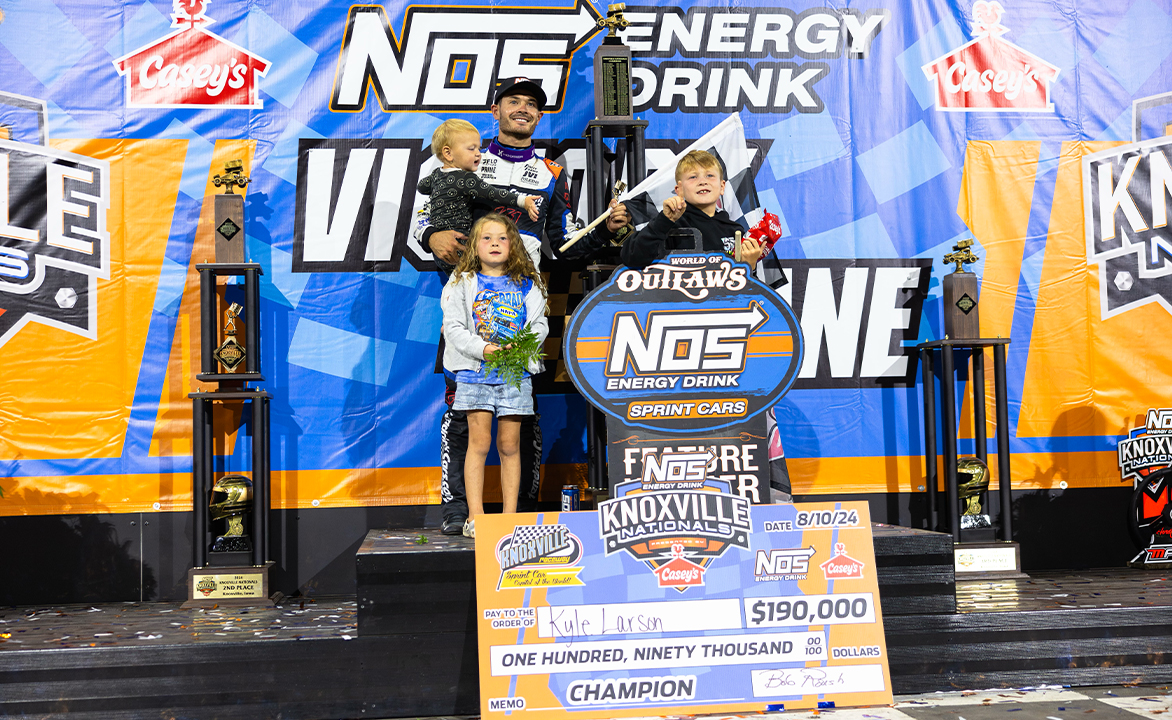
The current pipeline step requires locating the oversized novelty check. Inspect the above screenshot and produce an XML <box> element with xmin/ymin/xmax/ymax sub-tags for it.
<box><xmin>475</xmin><ymin>490</ymin><xmax>891</xmax><ymax>720</ymax></box>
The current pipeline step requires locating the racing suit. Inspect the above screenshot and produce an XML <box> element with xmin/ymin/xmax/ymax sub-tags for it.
<box><xmin>415</xmin><ymin>138</ymin><xmax>618</xmax><ymax>522</ymax></box>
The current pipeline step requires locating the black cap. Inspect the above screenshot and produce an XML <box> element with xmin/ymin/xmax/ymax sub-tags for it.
<box><xmin>493</xmin><ymin>77</ymin><xmax>547</xmax><ymax>108</ymax></box>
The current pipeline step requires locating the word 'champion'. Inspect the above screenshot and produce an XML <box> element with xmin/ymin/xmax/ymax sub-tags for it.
<box><xmin>567</xmin><ymin>676</ymin><xmax>697</xmax><ymax>705</ymax></box>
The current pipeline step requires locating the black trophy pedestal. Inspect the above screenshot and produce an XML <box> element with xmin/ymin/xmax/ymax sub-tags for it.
<box><xmin>208</xmin><ymin>549</ymin><xmax>252</xmax><ymax>566</ymax></box>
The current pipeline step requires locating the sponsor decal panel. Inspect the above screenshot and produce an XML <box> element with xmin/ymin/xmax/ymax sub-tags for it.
<box><xmin>1118</xmin><ymin>409</ymin><xmax>1172</xmax><ymax>482</ymax></box>
<box><xmin>1121</xmin><ymin>415</ymin><xmax>1172</xmax><ymax>566</ymax></box>
<box><xmin>1136</xmin><ymin>545</ymin><xmax>1172</xmax><ymax>564</ymax></box>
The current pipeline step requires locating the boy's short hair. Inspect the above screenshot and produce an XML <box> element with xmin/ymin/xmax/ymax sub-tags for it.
<box><xmin>431</xmin><ymin>119</ymin><xmax>480</xmax><ymax>158</ymax></box>
<box><xmin>675</xmin><ymin>150</ymin><xmax>724</xmax><ymax>183</ymax></box>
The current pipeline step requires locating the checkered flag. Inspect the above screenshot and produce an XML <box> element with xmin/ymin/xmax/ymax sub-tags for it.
<box><xmin>622</xmin><ymin>114</ymin><xmax>763</xmax><ymax>229</ymax></box>
<box><xmin>508</xmin><ymin>524</ymin><xmax>561</xmax><ymax>547</ymax></box>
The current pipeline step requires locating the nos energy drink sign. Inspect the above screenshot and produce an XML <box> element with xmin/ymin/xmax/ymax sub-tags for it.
<box><xmin>565</xmin><ymin>253</ymin><xmax>803</xmax><ymax>433</ymax></box>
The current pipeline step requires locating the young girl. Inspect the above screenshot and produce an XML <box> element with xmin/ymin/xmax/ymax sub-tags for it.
<box><xmin>440</xmin><ymin>213</ymin><xmax>548</xmax><ymax>538</ymax></box>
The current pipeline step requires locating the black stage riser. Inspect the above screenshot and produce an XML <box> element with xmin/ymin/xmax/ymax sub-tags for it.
<box><xmin>0</xmin><ymin>634</ymin><xmax>479</xmax><ymax>720</ymax></box>
<box><xmin>0</xmin><ymin>487</ymin><xmax>1136</xmax><ymax>606</ymax></box>
<box><xmin>886</xmin><ymin>605</ymin><xmax>1172</xmax><ymax>693</ymax></box>
<box><xmin>4</xmin><ymin>610</ymin><xmax>1172</xmax><ymax>718</ymax></box>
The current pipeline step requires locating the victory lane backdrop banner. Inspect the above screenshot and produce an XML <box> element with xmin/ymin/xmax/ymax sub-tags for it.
<box><xmin>1</xmin><ymin>0</ymin><xmax>1171</xmax><ymax>518</ymax></box>
<box><xmin>474</xmin><ymin>500</ymin><xmax>891</xmax><ymax>718</ymax></box>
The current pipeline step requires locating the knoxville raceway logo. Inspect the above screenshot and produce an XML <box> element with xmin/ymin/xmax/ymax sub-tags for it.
<box><xmin>0</xmin><ymin>109</ymin><xmax>110</xmax><ymax>349</ymax></box>
<box><xmin>494</xmin><ymin>524</ymin><xmax>585</xmax><ymax>590</ymax></box>
<box><xmin>599</xmin><ymin>452</ymin><xmax>752</xmax><ymax>591</ymax></box>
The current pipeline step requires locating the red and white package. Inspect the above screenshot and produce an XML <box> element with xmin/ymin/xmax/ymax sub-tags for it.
<box><xmin>745</xmin><ymin>211</ymin><xmax>784</xmax><ymax>255</ymax></box>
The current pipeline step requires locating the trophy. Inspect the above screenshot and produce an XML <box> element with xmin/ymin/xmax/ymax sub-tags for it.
<box><xmin>210</xmin><ymin>474</ymin><xmax>253</xmax><ymax>552</ymax></box>
<box><xmin>593</xmin><ymin>4</ymin><xmax>634</xmax><ymax>120</ymax></box>
<box><xmin>212</xmin><ymin>302</ymin><xmax>246</xmax><ymax>372</ymax></box>
<box><xmin>942</xmin><ymin>238</ymin><xmax>980</xmax><ymax>339</ymax></box>
<box><xmin>957</xmin><ymin>457</ymin><xmax>992</xmax><ymax>529</ymax></box>
<box><xmin>213</xmin><ymin>159</ymin><xmax>249</xmax><ymax>264</ymax></box>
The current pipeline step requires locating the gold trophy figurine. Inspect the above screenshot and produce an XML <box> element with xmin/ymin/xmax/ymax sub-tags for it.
<box><xmin>210</xmin><ymin>474</ymin><xmax>254</xmax><ymax>552</ymax></box>
<box><xmin>957</xmin><ymin>456</ymin><xmax>992</xmax><ymax>529</ymax></box>
<box><xmin>213</xmin><ymin>159</ymin><xmax>250</xmax><ymax>194</ymax></box>
<box><xmin>593</xmin><ymin>3</ymin><xmax>634</xmax><ymax>120</ymax></box>
<box><xmin>213</xmin><ymin>159</ymin><xmax>249</xmax><ymax>263</ymax></box>
<box><xmin>598</xmin><ymin>3</ymin><xmax>630</xmax><ymax>35</ymax></box>
<box><xmin>213</xmin><ymin>302</ymin><xmax>246</xmax><ymax>372</ymax></box>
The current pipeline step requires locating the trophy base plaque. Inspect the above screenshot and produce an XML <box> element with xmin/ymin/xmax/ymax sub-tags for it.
<box><xmin>183</xmin><ymin>560</ymin><xmax>280</xmax><ymax>608</ymax></box>
<box><xmin>953</xmin><ymin>541</ymin><xmax>1027</xmax><ymax>579</ymax></box>
<box><xmin>942</xmin><ymin>271</ymin><xmax>980</xmax><ymax>339</ymax></box>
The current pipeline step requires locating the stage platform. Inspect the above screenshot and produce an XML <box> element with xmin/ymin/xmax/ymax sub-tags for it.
<box><xmin>0</xmin><ymin>530</ymin><xmax>1169</xmax><ymax>719</ymax></box>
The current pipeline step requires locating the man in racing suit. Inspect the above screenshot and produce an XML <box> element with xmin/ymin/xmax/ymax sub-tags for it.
<box><xmin>415</xmin><ymin>77</ymin><xmax>630</xmax><ymax>533</ymax></box>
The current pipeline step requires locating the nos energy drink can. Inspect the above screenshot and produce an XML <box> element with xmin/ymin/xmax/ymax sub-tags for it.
<box><xmin>561</xmin><ymin>485</ymin><xmax>580</xmax><ymax>512</ymax></box>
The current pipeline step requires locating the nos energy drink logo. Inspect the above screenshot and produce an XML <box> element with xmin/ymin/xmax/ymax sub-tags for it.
<box><xmin>564</xmin><ymin>252</ymin><xmax>803</xmax><ymax>432</ymax></box>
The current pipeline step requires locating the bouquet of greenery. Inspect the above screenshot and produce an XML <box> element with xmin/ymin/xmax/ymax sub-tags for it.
<box><xmin>484</xmin><ymin>324</ymin><xmax>544</xmax><ymax>390</ymax></box>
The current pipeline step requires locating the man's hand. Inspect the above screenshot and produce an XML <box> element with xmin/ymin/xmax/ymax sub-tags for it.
<box><xmin>484</xmin><ymin>343</ymin><xmax>501</xmax><ymax>357</ymax></box>
<box><xmin>522</xmin><ymin>196</ymin><xmax>540</xmax><ymax>221</ymax></box>
<box><xmin>662</xmin><ymin>195</ymin><xmax>686</xmax><ymax>223</ymax></box>
<box><xmin>429</xmin><ymin>229</ymin><xmax>467</xmax><ymax>265</ymax></box>
<box><xmin>605</xmin><ymin>199</ymin><xmax>630</xmax><ymax>232</ymax></box>
<box><xmin>740</xmin><ymin>237</ymin><xmax>764</xmax><ymax>270</ymax></box>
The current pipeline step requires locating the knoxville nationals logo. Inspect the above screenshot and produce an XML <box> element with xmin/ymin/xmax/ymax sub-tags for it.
<box><xmin>565</xmin><ymin>252</ymin><xmax>803</xmax><ymax>433</ymax></box>
<box><xmin>1119</xmin><ymin>408</ymin><xmax>1172</xmax><ymax>482</ymax></box>
<box><xmin>0</xmin><ymin>137</ymin><xmax>110</xmax><ymax>349</ymax></box>
<box><xmin>599</xmin><ymin>452</ymin><xmax>752</xmax><ymax>591</ymax></box>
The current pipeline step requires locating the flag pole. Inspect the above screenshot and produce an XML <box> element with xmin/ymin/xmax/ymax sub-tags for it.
<box><xmin>558</xmin><ymin>115</ymin><xmax>745</xmax><ymax>254</ymax></box>
<box><xmin>559</xmin><ymin>207</ymin><xmax>615</xmax><ymax>253</ymax></box>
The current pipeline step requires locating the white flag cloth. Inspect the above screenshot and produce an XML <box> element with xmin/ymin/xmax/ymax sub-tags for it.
<box><xmin>619</xmin><ymin>114</ymin><xmax>763</xmax><ymax>228</ymax></box>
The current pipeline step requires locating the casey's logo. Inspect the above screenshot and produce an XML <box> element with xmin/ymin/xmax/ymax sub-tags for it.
<box><xmin>921</xmin><ymin>1</ymin><xmax>1059</xmax><ymax>112</ymax></box>
<box><xmin>112</xmin><ymin>0</ymin><xmax>271</xmax><ymax>109</ymax></box>
<box><xmin>820</xmin><ymin>543</ymin><xmax>865</xmax><ymax>580</ymax></box>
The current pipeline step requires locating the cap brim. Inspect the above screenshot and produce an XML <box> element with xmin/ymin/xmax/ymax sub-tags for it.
<box><xmin>494</xmin><ymin>81</ymin><xmax>547</xmax><ymax>108</ymax></box>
